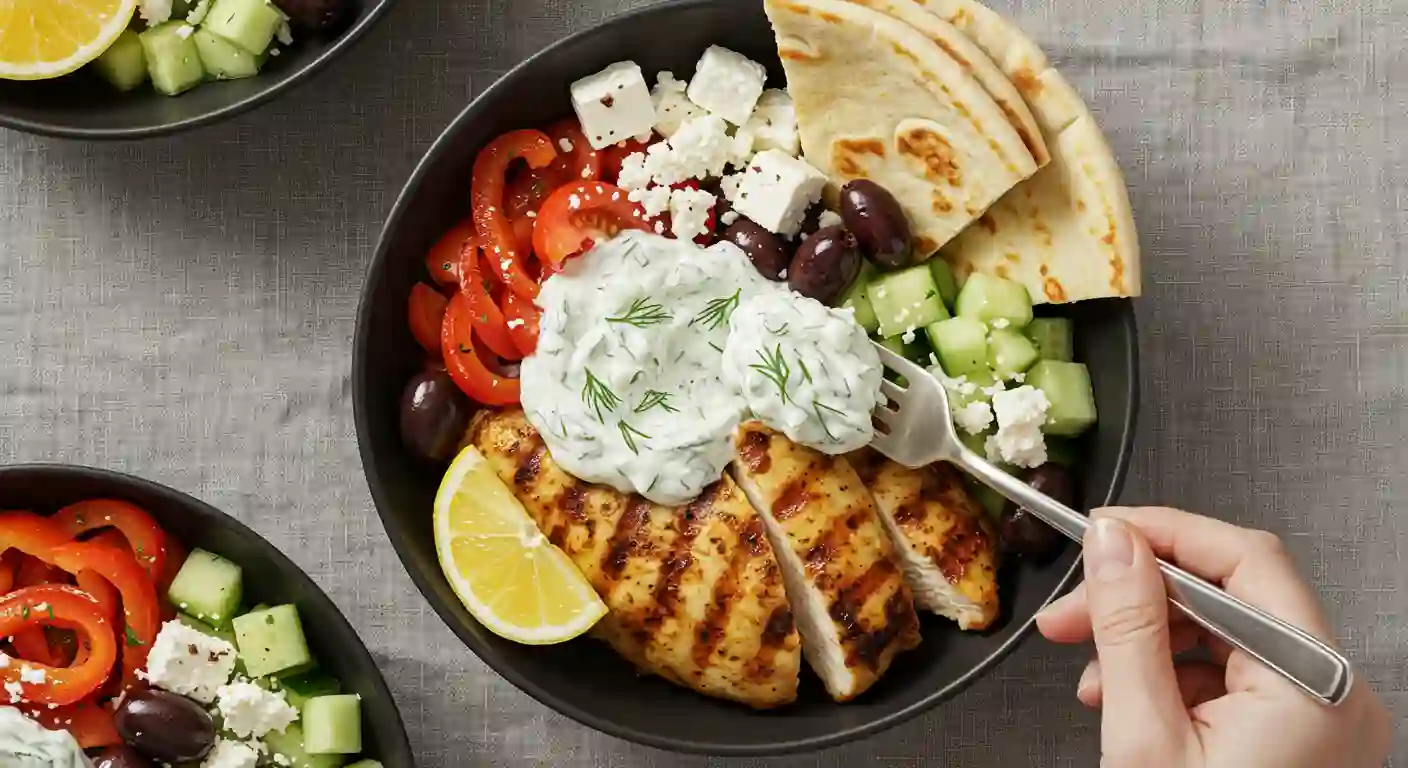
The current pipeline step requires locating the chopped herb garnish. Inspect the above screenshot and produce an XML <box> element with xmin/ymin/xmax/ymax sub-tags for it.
<box><xmin>617</xmin><ymin>421</ymin><xmax>650</xmax><ymax>454</ymax></box>
<box><xmin>924</xmin><ymin>290</ymin><xmax>937</xmax><ymax>300</ymax></box>
<box><xmin>46</xmin><ymin>605</ymin><xmax>53</xmax><ymax>621</ymax></box>
<box><xmin>797</xmin><ymin>357</ymin><xmax>813</xmax><ymax>384</ymax></box>
<box><xmin>633</xmin><ymin>390</ymin><xmax>679</xmax><ymax>414</ymax></box>
<box><xmin>607</xmin><ymin>297</ymin><xmax>672</xmax><ymax>328</ymax></box>
<box><xmin>125</xmin><ymin>627</ymin><xmax>144</xmax><ymax>647</ymax></box>
<box><xmin>20</xmin><ymin>605</ymin><xmax>29</xmax><ymax>621</ymax></box>
<box><xmin>691</xmin><ymin>289</ymin><xmax>742</xmax><ymax>331</ymax></box>
<box><xmin>750</xmin><ymin>344</ymin><xmax>793</xmax><ymax>403</ymax></box>
<box><xmin>707</xmin><ymin>341</ymin><xmax>724</xmax><ymax>353</ymax></box>
<box><xmin>765</xmin><ymin>322</ymin><xmax>789</xmax><ymax>336</ymax></box>
<box><xmin>581</xmin><ymin>369</ymin><xmax>622</xmax><ymax>422</ymax></box>
<box><xmin>813</xmin><ymin>400</ymin><xmax>844</xmax><ymax>441</ymax></box>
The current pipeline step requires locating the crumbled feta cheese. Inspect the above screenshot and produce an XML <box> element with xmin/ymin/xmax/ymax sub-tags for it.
<box><xmin>275</xmin><ymin>21</ymin><xmax>293</xmax><ymax>46</ymax></box>
<box><xmin>615</xmin><ymin>152</ymin><xmax>652</xmax><ymax>192</ymax></box>
<box><xmin>1013</xmin><ymin>372</ymin><xmax>1027</xmax><ymax>383</ymax></box>
<box><xmin>990</xmin><ymin>317</ymin><xmax>1010</xmax><ymax>330</ymax></box>
<box><xmin>628</xmin><ymin>185</ymin><xmax>673</xmax><ymax>218</ymax></box>
<box><xmin>215</xmin><ymin>681</ymin><xmax>298</xmax><ymax>739</ymax></box>
<box><xmin>686</xmin><ymin>46</ymin><xmax>767</xmax><ymax>126</ymax></box>
<box><xmin>731</xmin><ymin>150</ymin><xmax>828</xmax><ymax>236</ymax></box>
<box><xmin>669</xmin><ymin>187</ymin><xmax>717</xmax><ymax>242</ymax></box>
<box><xmin>0</xmin><ymin>654</ymin><xmax>10</xmax><ymax>668</ymax></box>
<box><xmin>5</xmin><ymin>681</ymin><xmax>22</xmax><ymax>703</ymax></box>
<box><xmin>557</xmin><ymin>137</ymin><xmax>575</xmax><ymax>153</ymax></box>
<box><xmin>185</xmin><ymin>0</ymin><xmax>211</xmax><ymax>23</ymax></box>
<box><xmin>202</xmin><ymin>738</ymin><xmax>261</xmax><ymax>768</ymax></box>
<box><xmin>175</xmin><ymin>23</ymin><xmax>195</xmax><ymax>39</ymax></box>
<box><xmin>719</xmin><ymin>172</ymin><xmax>744</xmax><ymax>203</ymax></box>
<box><xmin>720</xmin><ymin>210</ymin><xmax>740</xmax><ymax>226</ymax></box>
<box><xmin>571</xmin><ymin>61</ymin><xmax>657</xmax><ymax>150</ymax></box>
<box><xmin>900</xmin><ymin>328</ymin><xmax>917</xmax><ymax>344</ymax></box>
<box><xmin>650</xmin><ymin>72</ymin><xmax>705</xmax><ymax>137</ymax></box>
<box><xmin>985</xmin><ymin>386</ymin><xmax>1050</xmax><ymax>467</ymax></box>
<box><xmin>18</xmin><ymin>666</ymin><xmax>44</xmax><ymax>685</ymax></box>
<box><xmin>982</xmin><ymin>380</ymin><xmax>1008</xmax><ymax>398</ymax></box>
<box><xmin>953</xmin><ymin>401</ymin><xmax>994</xmax><ymax>435</ymax></box>
<box><xmin>144</xmin><ymin>620</ymin><xmax>237</xmax><ymax>703</ymax></box>
<box><xmin>740</xmin><ymin>89</ymin><xmax>800</xmax><ymax>155</ymax></box>
<box><xmin>729</xmin><ymin>126</ymin><xmax>757</xmax><ymax>168</ymax></box>
<box><xmin>648</xmin><ymin>115</ymin><xmax>734</xmax><ymax>185</ymax></box>
<box><xmin>138</xmin><ymin>0</ymin><xmax>173</xmax><ymax>24</ymax></box>
<box><xmin>818</xmin><ymin>210</ymin><xmax>844</xmax><ymax>230</ymax></box>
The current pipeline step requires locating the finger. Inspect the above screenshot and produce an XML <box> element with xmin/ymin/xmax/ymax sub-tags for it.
<box><xmin>1078</xmin><ymin>659</ymin><xmax>1228</xmax><ymax>709</ymax></box>
<box><xmin>1083</xmin><ymin>518</ymin><xmax>1192</xmax><ymax>757</ymax></box>
<box><xmin>1039</xmin><ymin>585</ymin><xmax>1204</xmax><ymax>653</ymax></box>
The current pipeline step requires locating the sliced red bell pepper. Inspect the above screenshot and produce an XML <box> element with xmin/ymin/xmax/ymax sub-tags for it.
<box><xmin>501</xmin><ymin>290</ymin><xmax>541</xmax><ymax>357</ymax></box>
<box><xmin>0</xmin><ymin>585</ymin><xmax>117</xmax><ymax>706</ymax></box>
<box><xmin>472</xmin><ymin>130</ymin><xmax>557</xmax><ymax>299</ymax></box>
<box><xmin>3</xmin><ymin>517</ymin><xmax>119</xmax><ymax>619</ymax></box>
<box><xmin>545</xmin><ymin>119</ymin><xmax>602</xmax><ymax>184</ymax></box>
<box><xmin>457</xmin><ymin>241</ymin><xmax>522</xmax><ymax>361</ymax></box>
<box><xmin>0</xmin><ymin>548</ymin><xmax>18</xmax><ymax>593</ymax></box>
<box><xmin>408</xmin><ymin>282</ymin><xmax>450</xmax><ymax>355</ymax></box>
<box><xmin>49</xmin><ymin>542</ymin><xmax>159</xmax><ymax>675</ymax></box>
<box><xmin>533</xmin><ymin>181</ymin><xmax>651</xmax><ymax>266</ymax></box>
<box><xmin>23</xmin><ymin>697</ymin><xmax>121</xmax><ymax>748</ymax></box>
<box><xmin>426</xmin><ymin>217</ymin><xmax>475</xmax><ymax>287</ymax></box>
<box><xmin>441</xmin><ymin>292</ymin><xmax>521</xmax><ymax>406</ymax></box>
<box><xmin>51</xmin><ymin>499</ymin><xmax>170</xmax><ymax>583</ymax></box>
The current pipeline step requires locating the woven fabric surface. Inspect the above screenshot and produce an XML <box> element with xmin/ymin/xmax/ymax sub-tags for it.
<box><xmin>1</xmin><ymin>0</ymin><xmax>1405</xmax><ymax>764</ymax></box>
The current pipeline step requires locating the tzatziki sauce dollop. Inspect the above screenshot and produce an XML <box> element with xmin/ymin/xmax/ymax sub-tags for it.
<box><xmin>0</xmin><ymin>706</ymin><xmax>88</xmax><ymax>768</ymax></box>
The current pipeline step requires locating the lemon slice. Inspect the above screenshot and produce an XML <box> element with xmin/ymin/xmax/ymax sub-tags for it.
<box><xmin>434</xmin><ymin>445</ymin><xmax>607</xmax><ymax>645</ymax></box>
<box><xmin>0</xmin><ymin>0</ymin><xmax>140</xmax><ymax>81</ymax></box>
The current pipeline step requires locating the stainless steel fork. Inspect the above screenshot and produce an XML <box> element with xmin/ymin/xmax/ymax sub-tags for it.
<box><xmin>868</xmin><ymin>341</ymin><xmax>1354</xmax><ymax>706</ymax></box>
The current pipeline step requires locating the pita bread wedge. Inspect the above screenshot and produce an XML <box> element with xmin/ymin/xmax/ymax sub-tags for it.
<box><xmin>765</xmin><ymin>0</ymin><xmax>1039</xmax><ymax>256</ymax></box>
<box><xmin>910</xmin><ymin>0</ymin><xmax>1141</xmax><ymax>302</ymax></box>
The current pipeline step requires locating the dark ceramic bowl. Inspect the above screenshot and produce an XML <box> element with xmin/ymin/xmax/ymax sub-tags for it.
<box><xmin>354</xmin><ymin>0</ymin><xmax>1138</xmax><ymax>755</ymax></box>
<box><xmin>0</xmin><ymin>464</ymin><xmax>414</xmax><ymax>766</ymax></box>
<box><xmin>0</xmin><ymin>0</ymin><xmax>395</xmax><ymax>139</ymax></box>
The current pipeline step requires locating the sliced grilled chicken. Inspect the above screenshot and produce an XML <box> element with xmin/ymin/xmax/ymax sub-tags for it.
<box><xmin>730</xmin><ymin>422</ymin><xmax>920</xmax><ymax>702</ymax></box>
<box><xmin>470</xmin><ymin>409</ymin><xmax>802</xmax><ymax>709</ymax></box>
<box><xmin>849</xmin><ymin>449</ymin><xmax>1001</xmax><ymax>630</ymax></box>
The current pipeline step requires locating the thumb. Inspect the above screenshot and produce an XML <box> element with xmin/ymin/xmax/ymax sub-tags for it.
<box><xmin>1083</xmin><ymin>517</ymin><xmax>1191</xmax><ymax>762</ymax></box>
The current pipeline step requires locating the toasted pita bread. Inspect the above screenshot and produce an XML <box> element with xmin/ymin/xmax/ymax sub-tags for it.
<box><xmin>765</xmin><ymin>0</ymin><xmax>1039</xmax><ymax>256</ymax></box>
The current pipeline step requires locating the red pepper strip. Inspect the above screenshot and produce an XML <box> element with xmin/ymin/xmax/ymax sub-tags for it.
<box><xmin>501</xmin><ymin>290</ymin><xmax>541</xmax><ymax>357</ymax></box>
<box><xmin>545</xmin><ymin>119</ymin><xmax>602</xmax><ymax>183</ymax></box>
<box><xmin>426</xmin><ymin>217</ymin><xmax>475</xmax><ymax>287</ymax></box>
<box><xmin>457</xmin><ymin>242</ymin><xmax>522</xmax><ymax>361</ymax></box>
<box><xmin>23</xmin><ymin>697</ymin><xmax>121</xmax><ymax>748</ymax></box>
<box><xmin>49</xmin><ymin>542</ymin><xmax>159</xmax><ymax>675</ymax></box>
<box><xmin>408</xmin><ymin>282</ymin><xmax>450</xmax><ymax>355</ymax></box>
<box><xmin>471</xmin><ymin>130</ymin><xmax>557</xmax><ymax>299</ymax></box>
<box><xmin>2</xmin><ymin>516</ymin><xmax>119</xmax><ymax>619</ymax></box>
<box><xmin>441</xmin><ymin>292</ymin><xmax>521</xmax><ymax>406</ymax></box>
<box><xmin>159</xmin><ymin>537</ymin><xmax>187</xmax><ymax>598</ymax></box>
<box><xmin>51</xmin><ymin>499</ymin><xmax>170</xmax><ymax>583</ymax></box>
<box><xmin>0</xmin><ymin>585</ymin><xmax>117</xmax><ymax>706</ymax></box>
<box><xmin>0</xmin><ymin>549</ymin><xmax>19</xmax><ymax>593</ymax></box>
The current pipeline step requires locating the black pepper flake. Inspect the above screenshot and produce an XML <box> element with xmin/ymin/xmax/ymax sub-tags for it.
<box><xmin>208</xmin><ymin>652</ymin><xmax>221</xmax><ymax>663</ymax></box>
<box><xmin>264</xmin><ymin>615</ymin><xmax>275</xmax><ymax>626</ymax></box>
<box><xmin>188</xmin><ymin>644</ymin><xmax>199</xmax><ymax>656</ymax></box>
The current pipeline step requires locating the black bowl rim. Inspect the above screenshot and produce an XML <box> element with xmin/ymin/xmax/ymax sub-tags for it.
<box><xmin>0</xmin><ymin>462</ymin><xmax>415</xmax><ymax>764</ymax></box>
<box><xmin>353</xmin><ymin>0</ymin><xmax>1140</xmax><ymax>754</ymax></box>
<box><xmin>0</xmin><ymin>0</ymin><xmax>397</xmax><ymax>141</ymax></box>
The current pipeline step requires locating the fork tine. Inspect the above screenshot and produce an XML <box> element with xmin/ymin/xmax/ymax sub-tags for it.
<box><xmin>879</xmin><ymin>379</ymin><xmax>905</xmax><ymax>404</ymax></box>
<box><xmin>871</xmin><ymin>340</ymin><xmax>933</xmax><ymax>385</ymax></box>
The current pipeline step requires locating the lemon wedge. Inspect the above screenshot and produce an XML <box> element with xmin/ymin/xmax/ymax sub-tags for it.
<box><xmin>434</xmin><ymin>445</ymin><xmax>607</xmax><ymax>645</ymax></box>
<box><xmin>0</xmin><ymin>0</ymin><xmax>140</xmax><ymax>80</ymax></box>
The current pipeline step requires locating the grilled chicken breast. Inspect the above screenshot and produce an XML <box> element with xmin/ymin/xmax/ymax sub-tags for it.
<box><xmin>470</xmin><ymin>409</ymin><xmax>802</xmax><ymax>709</ymax></box>
<box><xmin>731</xmin><ymin>422</ymin><xmax>920</xmax><ymax>702</ymax></box>
<box><xmin>849</xmin><ymin>449</ymin><xmax>1000</xmax><ymax>630</ymax></box>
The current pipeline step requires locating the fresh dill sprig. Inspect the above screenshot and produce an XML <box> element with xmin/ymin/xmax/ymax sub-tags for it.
<box><xmin>581</xmin><ymin>368</ymin><xmax>622</xmax><ymax>422</ymax></box>
<box><xmin>797</xmin><ymin>356</ymin><xmax>813</xmax><ymax>384</ymax></box>
<box><xmin>750</xmin><ymin>344</ymin><xmax>792</xmax><ymax>404</ymax></box>
<box><xmin>765</xmin><ymin>322</ymin><xmax>789</xmax><ymax>336</ymax></box>
<box><xmin>633</xmin><ymin>390</ymin><xmax>679</xmax><ymax>414</ymax></box>
<box><xmin>813</xmin><ymin>400</ymin><xmax>844</xmax><ymax>441</ymax></box>
<box><xmin>708</xmin><ymin>341</ymin><xmax>724</xmax><ymax>353</ymax></box>
<box><xmin>607</xmin><ymin>296</ymin><xmax>672</xmax><ymax>328</ymax></box>
<box><xmin>690</xmin><ymin>289</ymin><xmax>742</xmax><ymax>331</ymax></box>
<box><xmin>618</xmin><ymin>421</ymin><xmax>650</xmax><ymax>454</ymax></box>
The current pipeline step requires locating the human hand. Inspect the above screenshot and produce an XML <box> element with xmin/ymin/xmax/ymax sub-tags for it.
<box><xmin>1036</xmin><ymin>507</ymin><xmax>1393</xmax><ymax>768</ymax></box>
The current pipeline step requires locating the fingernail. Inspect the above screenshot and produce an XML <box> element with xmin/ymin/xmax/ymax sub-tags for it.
<box><xmin>1076</xmin><ymin>662</ymin><xmax>1100</xmax><ymax>699</ymax></box>
<box><xmin>1086</xmin><ymin>518</ymin><xmax>1134</xmax><ymax>582</ymax></box>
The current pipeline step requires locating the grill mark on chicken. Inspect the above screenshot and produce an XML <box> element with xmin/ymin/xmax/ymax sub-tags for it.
<box><xmin>692</xmin><ymin>524</ymin><xmax>746</xmax><ymax>670</ymax></box>
<box><xmin>514</xmin><ymin>443</ymin><xmax>547</xmax><ymax>487</ymax></box>
<box><xmin>644</xmin><ymin>483</ymin><xmax>720</xmax><ymax>628</ymax></box>
<box><xmin>803</xmin><ymin>508</ymin><xmax>864</xmax><ymax>577</ymax></box>
<box><xmin>557</xmin><ymin>485</ymin><xmax>587</xmax><ymax>522</ymax></box>
<box><xmin>849</xmin><ymin>589</ymin><xmax>922</xmax><ymax>669</ymax></box>
<box><xmin>929</xmin><ymin>507</ymin><xmax>989</xmax><ymax>583</ymax></box>
<box><xmin>746</xmin><ymin>604</ymin><xmax>796</xmax><ymax>682</ymax></box>
<box><xmin>892</xmin><ymin>502</ymin><xmax>923</xmax><ymax>525</ymax></box>
<box><xmin>602</xmin><ymin>498</ymin><xmax>650</xmax><ymax>584</ymax></box>
<box><xmin>738</xmin><ymin>429</ymin><xmax>772</xmax><ymax>473</ymax></box>
<box><xmin>772</xmin><ymin>478</ymin><xmax>813</xmax><ymax>521</ymax></box>
<box><xmin>829</xmin><ymin>558</ymin><xmax>905</xmax><ymax>669</ymax></box>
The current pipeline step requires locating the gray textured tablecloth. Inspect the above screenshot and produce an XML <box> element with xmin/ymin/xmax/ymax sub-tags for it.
<box><xmin>2</xmin><ymin>0</ymin><xmax>1405</xmax><ymax>764</ymax></box>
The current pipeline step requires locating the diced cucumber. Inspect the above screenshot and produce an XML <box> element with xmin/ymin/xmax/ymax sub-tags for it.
<box><xmin>925</xmin><ymin>316</ymin><xmax>989</xmax><ymax>377</ymax></box>
<box><xmin>177</xmin><ymin>613</ymin><xmax>237</xmax><ymax>645</ymax></box>
<box><xmin>92</xmin><ymin>29</ymin><xmax>147</xmax><ymax>92</ymax></box>
<box><xmin>345</xmin><ymin>762</ymin><xmax>383</xmax><ymax>768</ymax></box>
<box><xmin>168</xmin><ymin>549</ymin><xmax>242</xmax><ymax>628</ymax></box>
<box><xmin>955</xmin><ymin>273</ymin><xmax>1034</xmax><ymax>328</ymax></box>
<box><xmin>303</xmin><ymin>695</ymin><xmax>362</xmax><ymax>755</ymax></box>
<box><xmin>839</xmin><ymin>261</ymin><xmax>879</xmax><ymax>334</ymax></box>
<box><xmin>877</xmin><ymin>335</ymin><xmax>926</xmax><ymax>387</ymax></box>
<box><xmin>1027</xmin><ymin>360</ymin><xmax>1098</xmax><ymax>437</ymax></box>
<box><xmin>1025</xmin><ymin>317</ymin><xmax>1074</xmax><ymax>362</ymax></box>
<box><xmin>202</xmin><ymin>0</ymin><xmax>286</xmax><ymax>55</ymax></box>
<box><xmin>1045</xmin><ymin>437</ymin><xmax>1079</xmax><ymax>469</ymax></box>
<box><xmin>867</xmin><ymin>265</ymin><xmax>950</xmax><ymax>339</ymax></box>
<box><xmin>279</xmin><ymin>671</ymin><xmax>343</xmax><ymax>712</ymax></box>
<box><xmin>139</xmin><ymin>23</ymin><xmax>205</xmax><ymax>97</ymax></box>
<box><xmin>988</xmin><ymin>328</ymin><xmax>1039</xmax><ymax>377</ymax></box>
<box><xmin>265</xmin><ymin>723</ymin><xmax>348</xmax><ymax>768</ymax></box>
<box><xmin>948</xmin><ymin>368</ymin><xmax>999</xmax><ymax>409</ymax></box>
<box><xmin>194</xmin><ymin>28</ymin><xmax>263</xmax><ymax>79</ymax></box>
<box><xmin>928</xmin><ymin>257</ymin><xmax>959</xmax><ymax>309</ymax></box>
<box><xmin>232</xmin><ymin>605</ymin><xmax>315</xmax><ymax>678</ymax></box>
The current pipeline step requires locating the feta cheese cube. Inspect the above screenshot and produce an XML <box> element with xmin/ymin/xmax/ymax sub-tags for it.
<box><xmin>143</xmin><ymin>620</ymin><xmax>237</xmax><ymax>703</ymax></box>
<box><xmin>651</xmin><ymin>72</ymin><xmax>705</xmax><ymax>138</ymax></box>
<box><xmin>730</xmin><ymin>150</ymin><xmax>828</xmax><ymax>236</ymax></box>
<box><xmin>215</xmin><ymin>680</ymin><xmax>298</xmax><ymax>739</ymax></box>
<box><xmin>741</xmin><ymin>89</ymin><xmax>799</xmax><ymax>155</ymax></box>
<box><xmin>202</xmin><ymin>738</ymin><xmax>260</xmax><ymax>768</ymax></box>
<box><xmin>571</xmin><ymin>61</ymin><xmax>657</xmax><ymax>150</ymax></box>
<box><xmin>669</xmin><ymin>187</ymin><xmax>717</xmax><ymax>242</ymax></box>
<box><xmin>686</xmin><ymin>46</ymin><xmax>768</xmax><ymax>126</ymax></box>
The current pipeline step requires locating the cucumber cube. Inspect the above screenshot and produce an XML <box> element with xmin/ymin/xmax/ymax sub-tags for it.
<box><xmin>92</xmin><ymin>29</ymin><xmax>147</xmax><ymax>92</ymax></box>
<box><xmin>176</xmin><ymin>613</ymin><xmax>237</xmax><ymax>645</ymax></box>
<box><xmin>202</xmin><ymin>0</ymin><xmax>286</xmax><ymax>55</ymax></box>
<box><xmin>948</xmin><ymin>368</ymin><xmax>999</xmax><ymax>409</ymax></box>
<box><xmin>838</xmin><ymin>261</ymin><xmax>879</xmax><ymax>334</ymax></box>
<box><xmin>168</xmin><ymin>549</ymin><xmax>242</xmax><ymax>628</ymax></box>
<box><xmin>877</xmin><ymin>335</ymin><xmax>930</xmax><ymax>387</ymax></box>
<box><xmin>303</xmin><ymin>695</ymin><xmax>362</xmax><ymax>755</ymax></box>
<box><xmin>1025</xmin><ymin>317</ymin><xmax>1074</xmax><ymax>362</ymax></box>
<box><xmin>345</xmin><ymin>762</ymin><xmax>384</xmax><ymax>768</ymax></box>
<box><xmin>867</xmin><ymin>265</ymin><xmax>950</xmax><ymax>339</ymax></box>
<box><xmin>988</xmin><ymin>328</ymin><xmax>1039</xmax><ymax>377</ymax></box>
<box><xmin>1027</xmin><ymin>360</ymin><xmax>1098</xmax><ymax>437</ymax></box>
<box><xmin>927</xmin><ymin>257</ymin><xmax>959</xmax><ymax>309</ymax></box>
<box><xmin>265</xmin><ymin>722</ymin><xmax>348</xmax><ymax>768</ymax></box>
<box><xmin>194</xmin><ymin>28</ymin><xmax>263</xmax><ymax>79</ymax></box>
<box><xmin>232</xmin><ymin>604</ymin><xmax>314</xmax><ymax>678</ymax></box>
<box><xmin>279</xmin><ymin>671</ymin><xmax>343</xmax><ymax>712</ymax></box>
<box><xmin>925</xmin><ymin>316</ymin><xmax>989</xmax><ymax>377</ymax></box>
<box><xmin>955</xmin><ymin>273</ymin><xmax>1034</xmax><ymax>328</ymax></box>
<box><xmin>139</xmin><ymin>23</ymin><xmax>205</xmax><ymax>97</ymax></box>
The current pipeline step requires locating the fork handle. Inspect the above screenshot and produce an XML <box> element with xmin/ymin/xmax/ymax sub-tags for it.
<box><xmin>955</xmin><ymin>448</ymin><xmax>1355</xmax><ymax>706</ymax></box>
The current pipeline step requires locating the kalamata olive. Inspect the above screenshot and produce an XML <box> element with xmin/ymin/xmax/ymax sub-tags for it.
<box><xmin>797</xmin><ymin>203</ymin><xmax>825</xmax><ymax>237</ymax></box>
<box><xmin>839</xmin><ymin>179</ymin><xmax>913</xmax><ymax>268</ymax></box>
<box><xmin>787</xmin><ymin>225</ymin><xmax>862</xmax><ymax>304</ymax></box>
<box><xmin>274</xmin><ymin>0</ymin><xmax>352</xmax><ymax>32</ymax></box>
<box><xmin>400</xmin><ymin>368</ymin><xmax>475</xmax><ymax>462</ymax></box>
<box><xmin>999</xmin><ymin>464</ymin><xmax>1076</xmax><ymax>556</ymax></box>
<box><xmin>722</xmin><ymin>219</ymin><xmax>792</xmax><ymax>281</ymax></box>
<box><xmin>91</xmin><ymin>745</ymin><xmax>154</xmax><ymax>768</ymax></box>
<box><xmin>114</xmin><ymin>689</ymin><xmax>216</xmax><ymax>763</ymax></box>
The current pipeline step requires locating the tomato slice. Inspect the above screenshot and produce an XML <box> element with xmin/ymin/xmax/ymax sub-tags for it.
<box><xmin>426</xmin><ymin>217</ymin><xmax>475</xmax><ymax>287</ymax></box>
<box><xmin>408</xmin><ymin>283</ymin><xmax>450</xmax><ymax>354</ymax></box>
<box><xmin>501</xmin><ymin>291</ymin><xmax>541</xmax><ymax>357</ymax></box>
<box><xmin>546</xmin><ymin>120</ymin><xmax>602</xmax><ymax>184</ymax></box>
<box><xmin>472</xmin><ymin>130</ymin><xmax>558</xmax><ymax>299</ymax></box>
<box><xmin>51</xmin><ymin>499</ymin><xmax>170</xmax><ymax>583</ymax></box>
<box><xmin>533</xmin><ymin>182</ymin><xmax>652</xmax><ymax>266</ymax></box>
<box><xmin>0</xmin><ymin>585</ymin><xmax>118</xmax><ymax>706</ymax></box>
<box><xmin>441</xmin><ymin>292</ymin><xmax>521</xmax><ymax>406</ymax></box>
<box><xmin>458</xmin><ymin>242</ymin><xmax>522</xmax><ymax>361</ymax></box>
